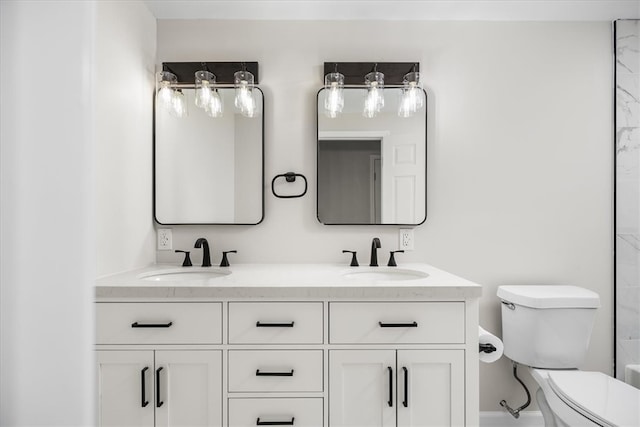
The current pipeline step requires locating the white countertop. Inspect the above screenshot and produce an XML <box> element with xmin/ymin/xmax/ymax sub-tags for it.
<box><xmin>95</xmin><ymin>263</ymin><xmax>482</xmax><ymax>299</ymax></box>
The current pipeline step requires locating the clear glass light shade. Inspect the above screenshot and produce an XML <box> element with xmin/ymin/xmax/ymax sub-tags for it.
<box><xmin>156</xmin><ymin>71</ymin><xmax>178</xmax><ymax>112</ymax></box>
<box><xmin>206</xmin><ymin>89</ymin><xmax>224</xmax><ymax>118</ymax></box>
<box><xmin>363</xmin><ymin>71</ymin><xmax>385</xmax><ymax>118</ymax></box>
<box><xmin>398</xmin><ymin>71</ymin><xmax>424</xmax><ymax>117</ymax></box>
<box><xmin>170</xmin><ymin>89</ymin><xmax>188</xmax><ymax>118</ymax></box>
<box><xmin>324</xmin><ymin>72</ymin><xmax>344</xmax><ymax>118</ymax></box>
<box><xmin>234</xmin><ymin>70</ymin><xmax>256</xmax><ymax>118</ymax></box>
<box><xmin>195</xmin><ymin>70</ymin><xmax>216</xmax><ymax>110</ymax></box>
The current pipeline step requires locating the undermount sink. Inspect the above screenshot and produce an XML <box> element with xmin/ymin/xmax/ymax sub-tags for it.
<box><xmin>138</xmin><ymin>268</ymin><xmax>231</xmax><ymax>282</ymax></box>
<box><xmin>342</xmin><ymin>268</ymin><xmax>429</xmax><ymax>282</ymax></box>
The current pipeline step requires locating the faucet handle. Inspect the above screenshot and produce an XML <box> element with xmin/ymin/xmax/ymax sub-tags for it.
<box><xmin>387</xmin><ymin>250</ymin><xmax>404</xmax><ymax>267</ymax></box>
<box><xmin>342</xmin><ymin>250</ymin><xmax>359</xmax><ymax>267</ymax></box>
<box><xmin>220</xmin><ymin>250</ymin><xmax>237</xmax><ymax>267</ymax></box>
<box><xmin>175</xmin><ymin>250</ymin><xmax>192</xmax><ymax>267</ymax></box>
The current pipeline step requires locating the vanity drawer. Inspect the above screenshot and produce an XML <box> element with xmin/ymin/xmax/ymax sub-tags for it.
<box><xmin>228</xmin><ymin>302</ymin><xmax>323</xmax><ymax>344</ymax></box>
<box><xmin>329</xmin><ymin>302</ymin><xmax>465</xmax><ymax>344</ymax></box>
<box><xmin>96</xmin><ymin>302</ymin><xmax>222</xmax><ymax>344</ymax></box>
<box><xmin>228</xmin><ymin>350</ymin><xmax>323</xmax><ymax>393</ymax></box>
<box><xmin>228</xmin><ymin>398</ymin><xmax>323</xmax><ymax>427</ymax></box>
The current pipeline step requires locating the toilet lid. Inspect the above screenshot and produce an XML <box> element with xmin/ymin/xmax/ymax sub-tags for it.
<box><xmin>548</xmin><ymin>371</ymin><xmax>640</xmax><ymax>427</ymax></box>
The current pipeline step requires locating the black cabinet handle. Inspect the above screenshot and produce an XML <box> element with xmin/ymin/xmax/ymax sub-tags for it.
<box><xmin>256</xmin><ymin>418</ymin><xmax>295</xmax><ymax>426</ymax></box>
<box><xmin>141</xmin><ymin>367</ymin><xmax>149</xmax><ymax>408</ymax></box>
<box><xmin>402</xmin><ymin>367</ymin><xmax>409</xmax><ymax>408</ymax></box>
<box><xmin>255</xmin><ymin>369</ymin><xmax>294</xmax><ymax>377</ymax></box>
<box><xmin>379</xmin><ymin>321</ymin><xmax>418</xmax><ymax>328</ymax></box>
<box><xmin>131</xmin><ymin>322</ymin><xmax>173</xmax><ymax>328</ymax></box>
<box><xmin>387</xmin><ymin>366</ymin><xmax>393</xmax><ymax>407</ymax></box>
<box><xmin>156</xmin><ymin>367</ymin><xmax>164</xmax><ymax>408</ymax></box>
<box><xmin>256</xmin><ymin>321</ymin><xmax>294</xmax><ymax>327</ymax></box>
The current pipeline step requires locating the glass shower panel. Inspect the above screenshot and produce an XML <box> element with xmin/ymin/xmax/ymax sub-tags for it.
<box><xmin>615</xmin><ymin>19</ymin><xmax>640</xmax><ymax>383</ymax></box>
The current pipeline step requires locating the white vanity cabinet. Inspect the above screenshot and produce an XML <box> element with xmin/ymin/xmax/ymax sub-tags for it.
<box><xmin>97</xmin><ymin>350</ymin><xmax>222</xmax><ymax>427</ymax></box>
<box><xmin>96</xmin><ymin>302</ymin><xmax>223</xmax><ymax>427</ymax></box>
<box><xmin>226</xmin><ymin>302</ymin><xmax>325</xmax><ymax>426</ymax></box>
<box><xmin>96</xmin><ymin>350</ymin><xmax>155</xmax><ymax>427</ymax></box>
<box><xmin>396</xmin><ymin>350</ymin><xmax>465</xmax><ymax>427</ymax></box>
<box><xmin>329</xmin><ymin>349</ymin><xmax>464</xmax><ymax>427</ymax></box>
<box><xmin>328</xmin><ymin>302</ymin><xmax>466</xmax><ymax>427</ymax></box>
<box><xmin>228</xmin><ymin>398</ymin><xmax>324</xmax><ymax>426</ymax></box>
<box><xmin>95</xmin><ymin>263</ymin><xmax>481</xmax><ymax>427</ymax></box>
<box><xmin>329</xmin><ymin>349</ymin><xmax>397</xmax><ymax>427</ymax></box>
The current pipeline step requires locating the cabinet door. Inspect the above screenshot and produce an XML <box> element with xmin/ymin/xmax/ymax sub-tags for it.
<box><xmin>155</xmin><ymin>350</ymin><xmax>222</xmax><ymax>427</ymax></box>
<box><xmin>329</xmin><ymin>350</ymin><xmax>396</xmax><ymax>427</ymax></box>
<box><xmin>397</xmin><ymin>350</ymin><xmax>464</xmax><ymax>427</ymax></box>
<box><xmin>96</xmin><ymin>350</ymin><xmax>155</xmax><ymax>427</ymax></box>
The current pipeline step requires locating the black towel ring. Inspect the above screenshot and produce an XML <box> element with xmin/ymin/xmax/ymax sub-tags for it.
<box><xmin>271</xmin><ymin>172</ymin><xmax>307</xmax><ymax>199</ymax></box>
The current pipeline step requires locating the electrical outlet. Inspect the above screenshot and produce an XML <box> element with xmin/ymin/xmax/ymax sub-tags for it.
<box><xmin>399</xmin><ymin>228</ymin><xmax>414</xmax><ymax>251</ymax></box>
<box><xmin>157</xmin><ymin>229</ymin><xmax>172</xmax><ymax>250</ymax></box>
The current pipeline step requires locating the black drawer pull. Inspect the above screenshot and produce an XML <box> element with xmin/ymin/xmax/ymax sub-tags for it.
<box><xmin>402</xmin><ymin>366</ymin><xmax>409</xmax><ymax>408</ymax></box>
<box><xmin>379</xmin><ymin>321</ymin><xmax>418</xmax><ymax>328</ymax></box>
<box><xmin>156</xmin><ymin>367</ymin><xmax>164</xmax><ymax>408</ymax></box>
<box><xmin>256</xmin><ymin>417</ymin><xmax>295</xmax><ymax>426</ymax></box>
<box><xmin>141</xmin><ymin>367</ymin><xmax>149</xmax><ymax>408</ymax></box>
<box><xmin>387</xmin><ymin>366</ymin><xmax>393</xmax><ymax>407</ymax></box>
<box><xmin>255</xmin><ymin>369</ymin><xmax>295</xmax><ymax>377</ymax></box>
<box><xmin>131</xmin><ymin>321</ymin><xmax>173</xmax><ymax>328</ymax></box>
<box><xmin>256</xmin><ymin>321</ymin><xmax>295</xmax><ymax>327</ymax></box>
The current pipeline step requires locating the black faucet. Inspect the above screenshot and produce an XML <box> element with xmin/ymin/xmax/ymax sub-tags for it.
<box><xmin>370</xmin><ymin>237</ymin><xmax>381</xmax><ymax>267</ymax></box>
<box><xmin>194</xmin><ymin>238</ymin><xmax>212</xmax><ymax>267</ymax></box>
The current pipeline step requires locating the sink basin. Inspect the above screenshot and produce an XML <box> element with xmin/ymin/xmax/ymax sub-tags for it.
<box><xmin>342</xmin><ymin>268</ymin><xmax>428</xmax><ymax>282</ymax></box>
<box><xmin>138</xmin><ymin>268</ymin><xmax>231</xmax><ymax>282</ymax></box>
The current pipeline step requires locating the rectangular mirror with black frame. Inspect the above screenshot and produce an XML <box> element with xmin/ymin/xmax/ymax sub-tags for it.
<box><xmin>317</xmin><ymin>87</ymin><xmax>427</xmax><ymax>225</ymax></box>
<box><xmin>154</xmin><ymin>87</ymin><xmax>264</xmax><ymax>225</ymax></box>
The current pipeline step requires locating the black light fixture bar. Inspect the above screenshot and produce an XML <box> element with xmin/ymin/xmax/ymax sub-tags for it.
<box><xmin>162</xmin><ymin>61</ymin><xmax>259</xmax><ymax>84</ymax></box>
<box><xmin>323</xmin><ymin>62</ymin><xmax>419</xmax><ymax>85</ymax></box>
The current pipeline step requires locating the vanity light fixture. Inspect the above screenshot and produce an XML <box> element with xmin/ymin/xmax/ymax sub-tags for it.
<box><xmin>324</xmin><ymin>64</ymin><xmax>345</xmax><ymax>118</ymax></box>
<box><xmin>194</xmin><ymin>70</ymin><xmax>214</xmax><ymax>109</ymax></box>
<box><xmin>156</xmin><ymin>71</ymin><xmax>183</xmax><ymax>116</ymax></box>
<box><xmin>207</xmin><ymin>88</ymin><xmax>223</xmax><ymax>118</ymax></box>
<box><xmin>171</xmin><ymin>89</ymin><xmax>188</xmax><ymax>118</ymax></box>
<box><xmin>363</xmin><ymin>65</ymin><xmax>385</xmax><ymax>118</ymax></box>
<box><xmin>157</xmin><ymin>61</ymin><xmax>259</xmax><ymax>119</ymax></box>
<box><xmin>398</xmin><ymin>66</ymin><xmax>424</xmax><ymax>118</ymax></box>
<box><xmin>322</xmin><ymin>62</ymin><xmax>421</xmax><ymax>119</ymax></box>
<box><xmin>234</xmin><ymin>66</ymin><xmax>256</xmax><ymax>118</ymax></box>
<box><xmin>195</xmin><ymin>69</ymin><xmax>223</xmax><ymax>118</ymax></box>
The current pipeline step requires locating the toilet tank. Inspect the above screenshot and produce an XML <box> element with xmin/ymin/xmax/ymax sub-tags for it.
<box><xmin>497</xmin><ymin>285</ymin><xmax>600</xmax><ymax>369</ymax></box>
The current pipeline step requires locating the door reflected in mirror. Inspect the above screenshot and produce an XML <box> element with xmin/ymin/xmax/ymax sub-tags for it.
<box><xmin>154</xmin><ymin>88</ymin><xmax>264</xmax><ymax>224</ymax></box>
<box><xmin>317</xmin><ymin>88</ymin><xmax>426</xmax><ymax>225</ymax></box>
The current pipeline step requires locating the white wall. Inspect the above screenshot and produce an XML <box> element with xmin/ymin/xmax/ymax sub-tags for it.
<box><xmin>0</xmin><ymin>1</ymin><xmax>96</xmax><ymax>424</ymax></box>
<box><xmin>155</xmin><ymin>20</ymin><xmax>612</xmax><ymax>411</ymax></box>
<box><xmin>95</xmin><ymin>1</ymin><xmax>156</xmax><ymax>277</ymax></box>
<box><xmin>1</xmin><ymin>1</ymin><xmax>156</xmax><ymax>423</ymax></box>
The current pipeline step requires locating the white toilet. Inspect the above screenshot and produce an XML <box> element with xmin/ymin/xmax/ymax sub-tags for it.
<box><xmin>498</xmin><ymin>285</ymin><xmax>640</xmax><ymax>427</ymax></box>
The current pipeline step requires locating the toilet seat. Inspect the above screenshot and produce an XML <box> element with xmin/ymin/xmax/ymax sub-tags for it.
<box><xmin>547</xmin><ymin>370</ymin><xmax>640</xmax><ymax>427</ymax></box>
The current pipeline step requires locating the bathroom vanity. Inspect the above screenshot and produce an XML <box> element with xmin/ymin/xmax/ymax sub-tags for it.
<box><xmin>95</xmin><ymin>264</ymin><xmax>481</xmax><ymax>427</ymax></box>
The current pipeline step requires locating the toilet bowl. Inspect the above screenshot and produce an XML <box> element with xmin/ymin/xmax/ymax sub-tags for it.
<box><xmin>530</xmin><ymin>368</ymin><xmax>640</xmax><ymax>427</ymax></box>
<box><xmin>498</xmin><ymin>285</ymin><xmax>640</xmax><ymax>427</ymax></box>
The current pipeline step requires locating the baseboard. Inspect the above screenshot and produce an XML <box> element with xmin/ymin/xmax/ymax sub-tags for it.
<box><xmin>480</xmin><ymin>411</ymin><xmax>544</xmax><ymax>427</ymax></box>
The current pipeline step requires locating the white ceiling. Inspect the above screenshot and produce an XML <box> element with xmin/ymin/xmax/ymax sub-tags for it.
<box><xmin>144</xmin><ymin>0</ymin><xmax>640</xmax><ymax>21</ymax></box>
